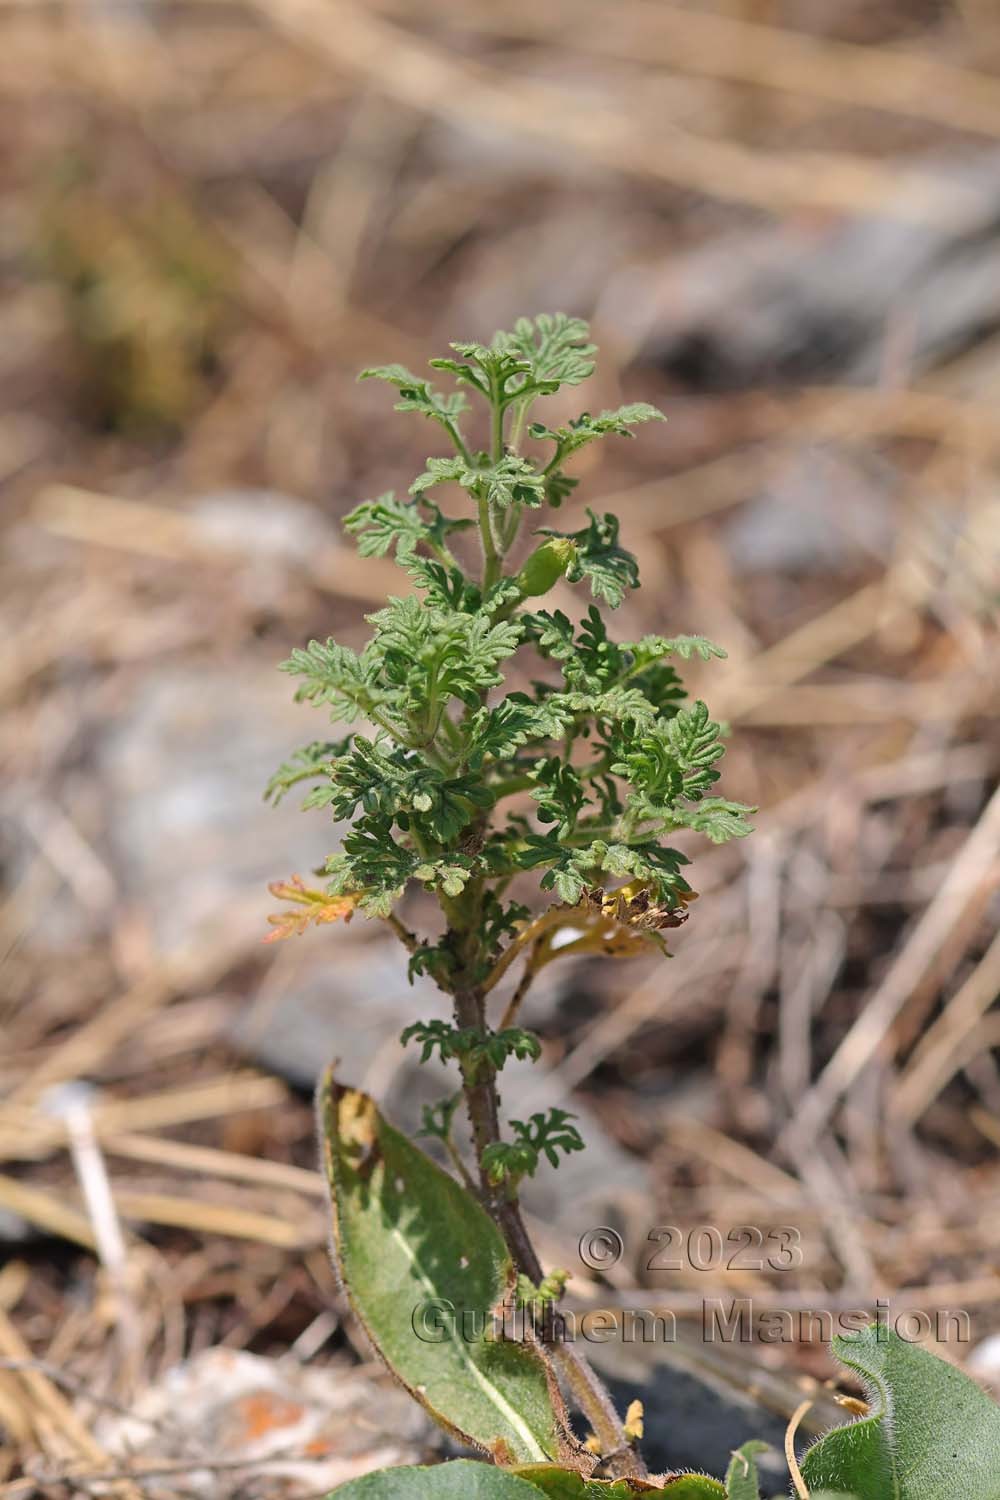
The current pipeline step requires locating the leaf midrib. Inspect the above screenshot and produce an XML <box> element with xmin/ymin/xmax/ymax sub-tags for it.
<box><xmin>388</xmin><ymin>1220</ymin><xmax>547</xmax><ymax>1462</ymax></box>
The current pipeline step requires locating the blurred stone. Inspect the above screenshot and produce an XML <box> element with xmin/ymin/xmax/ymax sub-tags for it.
<box><xmin>724</xmin><ymin>446</ymin><xmax>894</xmax><ymax>573</ymax></box>
<box><xmin>96</xmin><ymin>1347</ymin><xmax>434</xmax><ymax>1498</ymax></box>
<box><xmin>614</xmin><ymin>151</ymin><xmax>1000</xmax><ymax>391</ymax></box>
<box><xmin>603</xmin><ymin>1357</ymin><xmax>789</xmax><ymax>1484</ymax></box>
<box><xmin>99</xmin><ymin>664</ymin><xmax>341</xmax><ymax>956</ymax></box>
<box><xmin>0</xmin><ymin>1206</ymin><xmax>33</xmax><ymax>1243</ymax></box>
<box><xmin>191</xmin><ymin>489</ymin><xmax>339</xmax><ymax>610</ymax></box>
<box><xmin>191</xmin><ymin>489</ymin><xmax>337</xmax><ymax>568</ymax></box>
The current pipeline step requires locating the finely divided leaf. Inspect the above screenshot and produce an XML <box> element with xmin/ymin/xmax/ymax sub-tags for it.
<box><xmin>344</xmin><ymin>492</ymin><xmax>472</xmax><ymax>562</ymax></box>
<box><xmin>529</xmin><ymin>404</ymin><xmax>665</xmax><ymax>462</ymax></box>
<box><xmin>497</xmin><ymin>314</ymin><xmax>597</xmax><ymax>389</ymax></box>
<box><xmin>412</xmin><ymin>455</ymin><xmax>546</xmax><ymax>510</ymax></box>
<box><xmin>540</xmin><ymin>512</ymin><xmax>639</xmax><ymax>608</ymax></box>
<box><xmin>318</xmin><ymin>1073</ymin><xmax>572</xmax><ymax>1464</ymax></box>
<box><xmin>359</xmin><ymin>365</ymin><xmax>469</xmax><ymax>430</ymax></box>
<box><xmin>263</xmin><ymin>738</ymin><xmax>348</xmax><ymax>804</ymax></box>
<box><xmin>626</xmin><ymin>634</ymin><xmax>726</xmax><ymax>664</ymax></box>
<box><xmin>670</xmin><ymin>798</ymin><xmax>754</xmax><ymax>844</ymax></box>
<box><xmin>280</xmin><ymin>640</ymin><xmax>385</xmax><ymax>724</ymax></box>
<box><xmin>662</xmin><ymin>700</ymin><xmax>725</xmax><ymax>797</ymax></box>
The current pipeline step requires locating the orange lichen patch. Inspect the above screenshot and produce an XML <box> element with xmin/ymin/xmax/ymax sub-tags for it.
<box><xmin>232</xmin><ymin>1390</ymin><xmax>307</xmax><ymax>1441</ymax></box>
<box><xmin>263</xmin><ymin>876</ymin><xmax>360</xmax><ymax>942</ymax></box>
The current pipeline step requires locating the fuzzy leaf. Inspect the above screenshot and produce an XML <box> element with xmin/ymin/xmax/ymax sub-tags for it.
<box><xmin>329</xmin><ymin>738</ymin><xmax>493</xmax><ymax>842</ymax></box>
<box><xmin>263</xmin><ymin>877</ymin><xmax>358</xmax><ymax>942</ymax></box>
<box><xmin>359</xmin><ymin>365</ymin><xmax>469</xmax><ymax>430</ymax></box>
<box><xmin>723</xmin><ymin>1440</ymin><xmax>769</xmax><ymax>1499</ymax></box>
<box><xmin>468</xmin><ymin>698</ymin><xmax>571</xmax><ymax>762</ymax></box>
<box><xmin>669</xmin><ymin>798</ymin><xmax>755</xmax><ymax>844</ymax></box>
<box><xmin>412</xmin><ymin>455</ymin><xmax>546</xmax><ymax>510</ymax></box>
<box><xmin>364</xmin><ymin>596</ymin><xmax>522</xmax><ymax>716</ymax></box>
<box><xmin>663</xmin><ymin>700</ymin><xmax>725</xmax><ymax>798</ymax></box>
<box><xmin>328</xmin><ymin>1460</ymin><xmax>550</xmax><ymax>1498</ymax></box>
<box><xmin>318</xmin><ymin>1074</ymin><xmax>571</xmax><ymax>1464</ymax></box>
<box><xmin>626</xmin><ymin>634</ymin><xmax>726</xmax><ymax>665</ymax></box>
<box><xmin>326</xmin><ymin>822</ymin><xmax>419</xmax><ymax>912</ymax></box>
<box><xmin>280</xmin><ymin>639</ymin><xmax>385</xmax><ymax>725</ymax></box>
<box><xmin>526</xmin><ymin>607</ymin><xmax>623</xmax><ymax>693</ymax></box>
<box><xmin>344</xmin><ymin>492</ymin><xmax>472</xmax><ymax>563</ymax></box>
<box><xmin>800</xmin><ymin>1325</ymin><xmax>1000</xmax><ymax>1499</ymax></box>
<box><xmin>263</xmin><ymin>739</ymin><xmax>349</xmax><ymax>805</ymax></box>
<box><xmin>497</xmin><ymin>313</ymin><xmax>597</xmax><ymax>390</ymax></box>
<box><xmin>519</xmin><ymin>836</ymin><xmax>692</xmax><ymax>906</ymax></box>
<box><xmin>529</xmin><ymin>758</ymin><xmax>587</xmax><ymax>837</ymax></box>
<box><xmin>515</xmin><ymin>1465</ymin><xmax>723</xmax><ymax>1496</ymax></box>
<box><xmin>529</xmin><ymin>403</ymin><xmax>665</xmax><ymax>462</ymax></box>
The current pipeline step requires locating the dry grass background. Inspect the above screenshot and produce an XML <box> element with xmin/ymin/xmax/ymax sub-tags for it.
<box><xmin>1</xmin><ymin>0</ymin><xmax>1000</xmax><ymax>1492</ymax></box>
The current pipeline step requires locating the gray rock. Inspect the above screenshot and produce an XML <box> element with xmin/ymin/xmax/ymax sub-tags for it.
<box><xmin>724</xmin><ymin>445</ymin><xmax>894</xmax><ymax>573</ymax></box>
<box><xmin>603</xmin><ymin>1359</ymin><xmax>790</xmax><ymax>1483</ymax></box>
<box><xmin>613</xmin><ymin>150</ymin><xmax>1000</xmax><ymax>391</ymax></box>
<box><xmin>99</xmin><ymin>664</ymin><xmax>342</xmax><ymax>956</ymax></box>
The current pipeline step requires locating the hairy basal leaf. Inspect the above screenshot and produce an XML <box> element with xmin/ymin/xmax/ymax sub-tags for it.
<box><xmin>328</xmin><ymin>1460</ymin><xmax>551</xmax><ymax>1498</ymax></box>
<box><xmin>800</xmin><ymin>1325</ymin><xmax>1000</xmax><ymax>1499</ymax></box>
<box><xmin>515</xmin><ymin>1463</ymin><xmax>723</xmax><ymax>1496</ymax></box>
<box><xmin>318</xmin><ymin>1073</ymin><xmax>571</xmax><ymax>1464</ymax></box>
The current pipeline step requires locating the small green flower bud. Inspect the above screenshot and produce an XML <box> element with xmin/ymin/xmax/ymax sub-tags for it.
<box><xmin>515</xmin><ymin>537</ymin><xmax>577</xmax><ymax>597</ymax></box>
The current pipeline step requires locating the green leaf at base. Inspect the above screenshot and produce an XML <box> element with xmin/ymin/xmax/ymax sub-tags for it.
<box><xmin>328</xmin><ymin>1459</ymin><xmax>548</xmax><ymax>1498</ymax></box>
<box><xmin>327</xmin><ymin>1460</ymin><xmax>730</xmax><ymax>1498</ymax></box>
<box><xmin>515</xmin><ymin>1463</ymin><xmax>722</xmax><ymax>1495</ymax></box>
<box><xmin>317</xmin><ymin>1072</ymin><xmax>575</xmax><ymax>1465</ymax></box>
<box><xmin>800</xmin><ymin>1324</ymin><xmax>1000</xmax><ymax>1499</ymax></box>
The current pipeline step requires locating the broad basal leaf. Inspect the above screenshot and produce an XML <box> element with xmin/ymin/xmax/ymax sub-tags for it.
<box><xmin>328</xmin><ymin>1459</ymin><xmax>550</xmax><ymax>1498</ymax></box>
<box><xmin>516</xmin><ymin>1464</ymin><xmax>722</xmax><ymax>1495</ymax></box>
<box><xmin>318</xmin><ymin>1072</ymin><xmax>572</xmax><ymax>1464</ymax></box>
<box><xmin>800</xmin><ymin>1324</ymin><xmax>1000</xmax><ymax>1499</ymax></box>
<box><xmin>328</xmin><ymin>1460</ymin><xmax>724</xmax><ymax>1499</ymax></box>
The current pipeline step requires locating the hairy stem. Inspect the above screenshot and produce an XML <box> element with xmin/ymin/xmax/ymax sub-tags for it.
<box><xmin>478</xmin><ymin>494</ymin><xmax>502</xmax><ymax>592</ymax></box>
<box><xmin>453</xmin><ymin>981</ymin><xmax>641</xmax><ymax>1470</ymax></box>
<box><xmin>441</xmin><ymin>883</ymin><xmax>639</xmax><ymax>1473</ymax></box>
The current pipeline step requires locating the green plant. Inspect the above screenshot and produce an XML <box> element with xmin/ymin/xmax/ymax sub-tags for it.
<box><xmin>267</xmin><ymin>317</ymin><xmax>997</xmax><ymax>1495</ymax></box>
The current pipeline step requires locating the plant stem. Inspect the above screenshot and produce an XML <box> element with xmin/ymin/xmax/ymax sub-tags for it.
<box><xmin>453</xmin><ymin>981</ymin><xmax>642</xmax><ymax>1472</ymax></box>
<box><xmin>491</xmin><ymin>387</ymin><xmax>506</xmax><ymax>463</ymax></box>
<box><xmin>478</xmin><ymin>494</ymin><xmax>502</xmax><ymax>592</ymax></box>
<box><xmin>441</xmin><ymin>882</ymin><xmax>640</xmax><ymax>1474</ymax></box>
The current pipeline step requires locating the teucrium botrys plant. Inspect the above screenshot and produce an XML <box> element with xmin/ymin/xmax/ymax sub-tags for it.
<box><xmin>265</xmin><ymin>317</ymin><xmax>1000</xmax><ymax>1497</ymax></box>
<box><xmin>267</xmin><ymin>315</ymin><xmax>758</xmax><ymax>1486</ymax></box>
